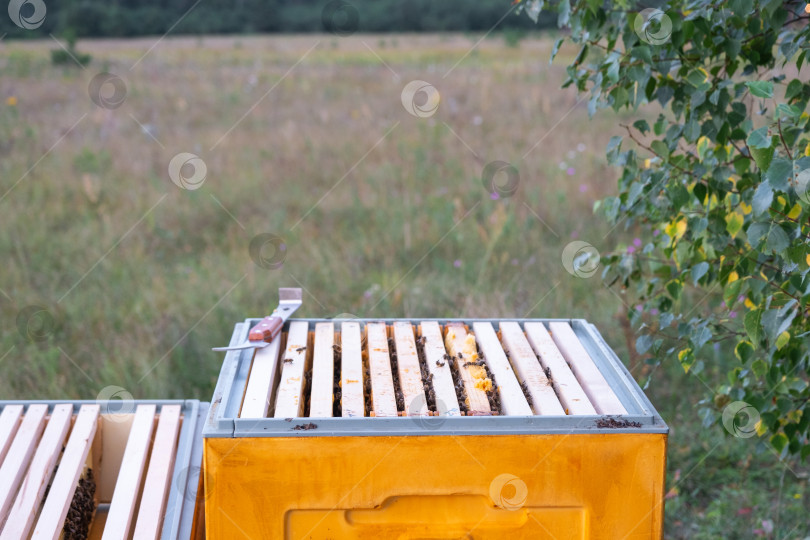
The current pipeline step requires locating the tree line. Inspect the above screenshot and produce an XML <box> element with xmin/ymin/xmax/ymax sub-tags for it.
<box><xmin>3</xmin><ymin>0</ymin><xmax>556</xmax><ymax>38</ymax></box>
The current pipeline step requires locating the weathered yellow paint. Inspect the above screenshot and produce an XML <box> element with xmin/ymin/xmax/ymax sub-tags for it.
<box><xmin>204</xmin><ymin>433</ymin><xmax>666</xmax><ymax>539</ymax></box>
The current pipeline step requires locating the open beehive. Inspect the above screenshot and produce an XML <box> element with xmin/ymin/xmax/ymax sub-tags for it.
<box><xmin>204</xmin><ymin>318</ymin><xmax>668</xmax><ymax>539</ymax></box>
<box><xmin>0</xmin><ymin>400</ymin><xmax>207</xmax><ymax>540</ymax></box>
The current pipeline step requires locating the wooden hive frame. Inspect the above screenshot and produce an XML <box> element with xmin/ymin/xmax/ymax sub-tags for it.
<box><xmin>228</xmin><ymin>318</ymin><xmax>654</xmax><ymax>424</ymax></box>
<box><xmin>0</xmin><ymin>400</ymin><xmax>207</xmax><ymax>540</ymax></box>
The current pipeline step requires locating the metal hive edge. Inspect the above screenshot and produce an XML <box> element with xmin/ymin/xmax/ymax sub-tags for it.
<box><xmin>204</xmin><ymin>317</ymin><xmax>668</xmax><ymax>438</ymax></box>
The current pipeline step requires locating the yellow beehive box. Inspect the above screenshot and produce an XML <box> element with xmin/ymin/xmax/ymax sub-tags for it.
<box><xmin>204</xmin><ymin>318</ymin><xmax>667</xmax><ymax>539</ymax></box>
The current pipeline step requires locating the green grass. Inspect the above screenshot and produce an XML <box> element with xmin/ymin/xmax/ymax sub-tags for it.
<box><xmin>0</xmin><ymin>33</ymin><xmax>806</xmax><ymax>537</ymax></box>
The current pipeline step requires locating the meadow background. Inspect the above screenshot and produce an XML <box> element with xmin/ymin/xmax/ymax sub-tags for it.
<box><xmin>0</xmin><ymin>30</ymin><xmax>807</xmax><ymax>537</ymax></box>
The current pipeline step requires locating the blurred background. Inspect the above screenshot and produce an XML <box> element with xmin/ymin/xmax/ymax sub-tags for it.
<box><xmin>1</xmin><ymin>0</ymin><xmax>807</xmax><ymax>536</ymax></box>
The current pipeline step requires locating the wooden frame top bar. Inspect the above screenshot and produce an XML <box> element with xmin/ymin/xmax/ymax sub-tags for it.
<box><xmin>274</xmin><ymin>321</ymin><xmax>311</xmax><ymax>418</ymax></box>
<box><xmin>32</xmin><ymin>404</ymin><xmax>100</xmax><ymax>540</ymax></box>
<box><xmin>548</xmin><ymin>322</ymin><xmax>627</xmax><ymax>415</ymax></box>
<box><xmin>309</xmin><ymin>323</ymin><xmax>336</xmax><ymax>418</ymax></box>
<box><xmin>444</xmin><ymin>323</ymin><xmax>491</xmax><ymax>416</ymax></box>
<box><xmin>392</xmin><ymin>322</ymin><xmax>427</xmax><ymax>416</ymax></box>
<box><xmin>524</xmin><ymin>322</ymin><xmax>596</xmax><ymax>415</ymax></box>
<box><xmin>472</xmin><ymin>322</ymin><xmax>532</xmax><ymax>416</ymax></box>
<box><xmin>340</xmin><ymin>322</ymin><xmax>365</xmax><ymax>418</ymax></box>
<box><xmin>366</xmin><ymin>322</ymin><xmax>398</xmax><ymax>418</ymax></box>
<box><xmin>418</xmin><ymin>322</ymin><xmax>461</xmax><ymax>416</ymax></box>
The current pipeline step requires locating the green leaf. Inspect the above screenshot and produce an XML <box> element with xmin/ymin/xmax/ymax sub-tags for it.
<box><xmin>666</xmin><ymin>279</ymin><xmax>683</xmax><ymax>300</ymax></box>
<box><xmin>752</xmin><ymin>181</ymin><xmax>773</xmax><ymax>216</ymax></box>
<box><xmin>631</xmin><ymin>45</ymin><xmax>652</xmax><ymax>64</ymax></box>
<box><xmin>633</xmin><ymin>119</ymin><xmax>650</xmax><ymax>135</ymax></box>
<box><xmin>761</xmin><ymin>301</ymin><xmax>797</xmax><ymax>342</ymax></box>
<box><xmin>766</xmin><ymin>224</ymin><xmax>789</xmax><ymax>253</ymax></box>
<box><xmin>746</xmin><ymin>127</ymin><xmax>771</xmax><ymax>149</ymax></box>
<box><xmin>684</xmin><ymin>119</ymin><xmax>700</xmax><ymax>142</ymax></box>
<box><xmin>635</xmin><ymin>334</ymin><xmax>653</xmax><ymax>354</ymax></box>
<box><xmin>764</xmin><ymin>158</ymin><xmax>793</xmax><ymax>191</ymax></box>
<box><xmin>746</xmin><ymin>80</ymin><xmax>774</xmax><ymax>99</ymax></box>
<box><xmin>734</xmin><ymin>340</ymin><xmax>754</xmax><ymax>362</ymax></box>
<box><xmin>750</xmin><ymin>145</ymin><xmax>775</xmax><ymax>171</ymax></box>
<box><xmin>550</xmin><ymin>37</ymin><xmax>564</xmax><ymax>63</ymax></box>
<box><xmin>650</xmin><ymin>140</ymin><xmax>669</xmax><ymax>159</ymax></box>
<box><xmin>725</xmin><ymin>212</ymin><xmax>744</xmax><ymax>237</ymax></box>
<box><xmin>752</xmin><ymin>359</ymin><xmax>768</xmax><ymax>376</ymax></box>
<box><xmin>691</xmin><ymin>262</ymin><xmax>709</xmax><ymax>285</ymax></box>
<box><xmin>723</xmin><ymin>278</ymin><xmax>743</xmax><ymax>306</ymax></box>
<box><xmin>770</xmin><ymin>433</ymin><xmax>788</xmax><ymax>453</ymax></box>
<box><xmin>744</xmin><ymin>309</ymin><xmax>762</xmax><ymax>345</ymax></box>
<box><xmin>785</xmin><ymin>79</ymin><xmax>803</xmax><ymax>101</ymax></box>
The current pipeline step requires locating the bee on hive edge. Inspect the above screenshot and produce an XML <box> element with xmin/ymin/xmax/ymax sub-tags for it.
<box><xmin>296</xmin><ymin>346</ymin><xmax>307</xmax><ymax>353</ymax></box>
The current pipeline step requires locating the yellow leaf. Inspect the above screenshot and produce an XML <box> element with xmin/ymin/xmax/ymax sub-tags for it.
<box><xmin>745</xmin><ymin>298</ymin><xmax>756</xmax><ymax>309</ymax></box>
<box><xmin>777</xmin><ymin>195</ymin><xmax>786</xmax><ymax>207</ymax></box>
<box><xmin>805</xmin><ymin>142</ymin><xmax>810</xmax><ymax>157</ymax></box>
<box><xmin>644</xmin><ymin>158</ymin><xmax>651</xmax><ymax>169</ymax></box>
<box><xmin>756</xmin><ymin>419</ymin><xmax>767</xmax><ymax>437</ymax></box>
<box><xmin>788</xmin><ymin>204</ymin><xmax>802</xmax><ymax>219</ymax></box>
<box><xmin>776</xmin><ymin>331</ymin><xmax>790</xmax><ymax>350</ymax></box>
<box><xmin>728</xmin><ymin>271</ymin><xmax>739</xmax><ymax>283</ymax></box>
<box><xmin>806</xmin><ymin>253</ymin><xmax>810</xmax><ymax>267</ymax></box>
<box><xmin>665</xmin><ymin>219</ymin><xmax>687</xmax><ymax>241</ymax></box>
<box><xmin>740</xmin><ymin>201</ymin><xmax>752</xmax><ymax>215</ymax></box>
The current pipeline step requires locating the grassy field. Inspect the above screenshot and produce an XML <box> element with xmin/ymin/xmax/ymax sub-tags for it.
<box><xmin>0</xmin><ymin>33</ymin><xmax>807</xmax><ymax>537</ymax></box>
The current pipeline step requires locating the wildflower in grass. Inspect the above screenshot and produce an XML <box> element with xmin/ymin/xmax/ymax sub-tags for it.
<box><xmin>6</xmin><ymin>96</ymin><xmax>17</xmax><ymax>106</ymax></box>
<box><xmin>633</xmin><ymin>238</ymin><xmax>642</xmax><ymax>247</ymax></box>
<box><xmin>566</xmin><ymin>167</ymin><xmax>575</xmax><ymax>175</ymax></box>
<box><xmin>579</xmin><ymin>184</ymin><xmax>587</xmax><ymax>193</ymax></box>
<box><xmin>627</xmin><ymin>245</ymin><xmax>636</xmax><ymax>254</ymax></box>
<box><xmin>453</xmin><ymin>259</ymin><xmax>461</xmax><ymax>268</ymax></box>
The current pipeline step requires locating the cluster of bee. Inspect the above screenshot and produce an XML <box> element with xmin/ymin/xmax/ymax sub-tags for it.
<box><xmin>387</xmin><ymin>337</ymin><xmax>406</xmax><ymax>412</ymax></box>
<box><xmin>332</xmin><ymin>340</ymin><xmax>342</xmax><ymax>417</ymax></box>
<box><xmin>444</xmin><ymin>354</ymin><xmax>469</xmax><ymax>415</ymax></box>
<box><xmin>475</xmin><ymin>343</ymin><xmax>502</xmax><ymax>414</ymax></box>
<box><xmin>63</xmin><ymin>470</ymin><xmax>96</xmax><ymax>540</ymax></box>
<box><xmin>414</xmin><ymin>333</ymin><xmax>438</xmax><ymax>413</ymax></box>
<box><xmin>463</xmin><ymin>359</ymin><xmax>486</xmax><ymax>368</ymax></box>
<box><xmin>519</xmin><ymin>380</ymin><xmax>534</xmax><ymax>408</ymax></box>
<box><xmin>435</xmin><ymin>353</ymin><xmax>451</xmax><ymax>367</ymax></box>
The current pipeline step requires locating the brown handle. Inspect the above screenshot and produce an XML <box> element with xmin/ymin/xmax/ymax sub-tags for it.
<box><xmin>248</xmin><ymin>316</ymin><xmax>283</xmax><ymax>342</ymax></box>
